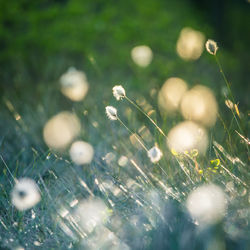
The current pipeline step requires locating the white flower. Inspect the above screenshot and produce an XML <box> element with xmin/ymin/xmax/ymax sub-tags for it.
<box><xmin>205</xmin><ymin>39</ymin><xmax>218</xmax><ymax>55</ymax></box>
<box><xmin>59</xmin><ymin>67</ymin><xmax>89</xmax><ymax>101</ymax></box>
<box><xmin>69</xmin><ymin>141</ymin><xmax>94</xmax><ymax>165</ymax></box>
<box><xmin>11</xmin><ymin>178</ymin><xmax>41</xmax><ymax>211</ymax></box>
<box><xmin>43</xmin><ymin>111</ymin><xmax>81</xmax><ymax>151</ymax></box>
<box><xmin>112</xmin><ymin>85</ymin><xmax>126</xmax><ymax>100</ymax></box>
<box><xmin>147</xmin><ymin>146</ymin><xmax>163</xmax><ymax>163</ymax></box>
<box><xmin>167</xmin><ymin>121</ymin><xmax>209</xmax><ymax>155</ymax></box>
<box><xmin>73</xmin><ymin>198</ymin><xmax>108</xmax><ymax>233</ymax></box>
<box><xmin>176</xmin><ymin>27</ymin><xmax>205</xmax><ymax>61</ymax></box>
<box><xmin>186</xmin><ymin>184</ymin><xmax>227</xmax><ymax>225</ymax></box>
<box><xmin>131</xmin><ymin>45</ymin><xmax>153</xmax><ymax>67</ymax></box>
<box><xmin>105</xmin><ymin>106</ymin><xmax>118</xmax><ymax>120</ymax></box>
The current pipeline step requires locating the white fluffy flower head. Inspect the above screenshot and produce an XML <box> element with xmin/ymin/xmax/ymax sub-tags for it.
<box><xmin>11</xmin><ymin>178</ymin><xmax>41</xmax><ymax>211</ymax></box>
<box><xmin>112</xmin><ymin>85</ymin><xmax>126</xmax><ymax>100</ymax></box>
<box><xmin>186</xmin><ymin>184</ymin><xmax>227</xmax><ymax>225</ymax></box>
<box><xmin>205</xmin><ymin>39</ymin><xmax>218</xmax><ymax>55</ymax></box>
<box><xmin>131</xmin><ymin>45</ymin><xmax>153</xmax><ymax>67</ymax></box>
<box><xmin>69</xmin><ymin>141</ymin><xmax>94</xmax><ymax>165</ymax></box>
<box><xmin>73</xmin><ymin>198</ymin><xmax>109</xmax><ymax>233</ymax></box>
<box><xmin>105</xmin><ymin>106</ymin><xmax>118</xmax><ymax>120</ymax></box>
<box><xmin>59</xmin><ymin>67</ymin><xmax>89</xmax><ymax>101</ymax></box>
<box><xmin>147</xmin><ymin>146</ymin><xmax>163</xmax><ymax>163</ymax></box>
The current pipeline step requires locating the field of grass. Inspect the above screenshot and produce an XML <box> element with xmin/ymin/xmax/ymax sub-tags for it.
<box><xmin>0</xmin><ymin>1</ymin><xmax>249</xmax><ymax>249</ymax></box>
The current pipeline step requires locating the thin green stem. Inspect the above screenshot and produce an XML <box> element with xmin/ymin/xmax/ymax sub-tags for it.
<box><xmin>214</xmin><ymin>55</ymin><xmax>235</xmax><ymax>103</ymax></box>
<box><xmin>0</xmin><ymin>154</ymin><xmax>16</xmax><ymax>183</ymax></box>
<box><xmin>117</xmin><ymin>117</ymin><xmax>148</xmax><ymax>151</ymax></box>
<box><xmin>125</xmin><ymin>96</ymin><xmax>166</xmax><ymax>137</ymax></box>
<box><xmin>214</xmin><ymin>55</ymin><xmax>248</xmax><ymax>153</ymax></box>
<box><xmin>117</xmin><ymin>117</ymin><xmax>168</xmax><ymax>178</ymax></box>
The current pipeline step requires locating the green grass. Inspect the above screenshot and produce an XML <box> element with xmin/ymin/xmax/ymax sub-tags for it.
<box><xmin>0</xmin><ymin>1</ymin><xmax>249</xmax><ymax>249</ymax></box>
<box><xmin>0</xmin><ymin>49</ymin><xmax>249</xmax><ymax>248</ymax></box>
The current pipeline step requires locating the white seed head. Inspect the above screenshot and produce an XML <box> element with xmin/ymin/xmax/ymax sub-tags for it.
<box><xmin>43</xmin><ymin>111</ymin><xmax>81</xmax><ymax>151</ymax></box>
<box><xmin>167</xmin><ymin>121</ymin><xmax>209</xmax><ymax>155</ymax></box>
<box><xmin>225</xmin><ymin>99</ymin><xmax>234</xmax><ymax>110</ymax></box>
<box><xmin>73</xmin><ymin>198</ymin><xmax>108</xmax><ymax>233</ymax></box>
<box><xmin>69</xmin><ymin>141</ymin><xmax>94</xmax><ymax>165</ymax></box>
<box><xmin>11</xmin><ymin>178</ymin><xmax>41</xmax><ymax>211</ymax></box>
<box><xmin>186</xmin><ymin>184</ymin><xmax>227</xmax><ymax>225</ymax></box>
<box><xmin>105</xmin><ymin>106</ymin><xmax>118</xmax><ymax>120</ymax></box>
<box><xmin>205</xmin><ymin>39</ymin><xmax>218</xmax><ymax>55</ymax></box>
<box><xmin>112</xmin><ymin>85</ymin><xmax>126</xmax><ymax>100</ymax></box>
<box><xmin>176</xmin><ymin>27</ymin><xmax>205</xmax><ymax>61</ymax></box>
<box><xmin>131</xmin><ymin>45</ymin><xmax>153</xmax><ymax>67</ymax></box>
<box><xmin>147</xmin><ymin>146</ymin><xmax>163</xmax><ymax>163</ymax></box>
<box><xmin>59</xmin><ymin>67</ymin><xmax>89</xmax><ymax>101</ymax></box>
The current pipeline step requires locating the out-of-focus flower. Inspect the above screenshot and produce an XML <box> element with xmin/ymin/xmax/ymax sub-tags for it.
<box><xmin>186</xmin><ymin>184</ymin><xmax>227</xmax><ymax>225</ymax></box>
<box><xmin>225</xmin><ymin>99</ymin><xmax>234</xmax><ymax>110</ymax></box>
<box><xmin>158</xmin><ymin>77</ymin><xmax>188</xmax><ymax>114</ymax></box>
<box><xmin>131</xmin><ymin>45</ymin><xmax>153</xmax><ymax>67</ymax></box>
<box><xmin>103</xmin><ymin>152</ymin><xmax>116</xmax><ymax>164</ymax></box>
<box><xmin>112</xmin><ymin>85</ymin><xmax>126</xmax><ymax>100</ymax></box>
<box><xmin>205</xmin><ymin>39</ymin><xmax>218</xmax><ymax>55</ymax></box>
<box><xmin>11</xmin><ymin>178</ymin><xmax>41</xmax><ymax>211</ymax></box>
<box><xmin>43</xmin><ymin>112</ymin><xmax>81</xmax><ymax>151</ymax></box>
<box><xmin>73</xmin><ymin>198</ymin><xmax>109</xmax><ymax>233</ymax></box>
<box><xmin>180</xmin><ymin>85</ymin><xmax>218</xmax><ymax>127</ymax></box>
<box><xmin>69</xmin><ymin>141</ymin><xmax>94</xmax><ymax>165</ymax></box>
<box><xmin>118</xmin><ymin>156</ymin><xmax>128</xmax><ymax>166</ymax></box>
<box><xmin>176</xmin><ymin>27</ymin><xmax>205</xmax><ymax>60</ymax></box>
<box><xmin>60</xmin><ymin>67</ymin><xmax>89</xmax><ymax>101</ymax></box>
<box><xmin>105</xmin><ymin>106</ymin><xmax>118</xmax><ymax>120</ymax></box>
<box><xmin>147</xmin><ymin>146</ymin><xmax>163</xmax><ymax>163</ymax></box>
<box><xmin>167</xmin><ymin>121</ymin><xmax>208</xmax><ymax>155</ymax></box>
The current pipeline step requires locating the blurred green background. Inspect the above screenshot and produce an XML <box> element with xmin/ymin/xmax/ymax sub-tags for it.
<box><xmin>1</xmin><ymin>0</ymin><xmax>249</xmax><ymax>103</ymax></box>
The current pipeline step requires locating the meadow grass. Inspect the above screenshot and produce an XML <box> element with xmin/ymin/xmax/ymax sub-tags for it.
<box><xmin>0</xmin><ymin>41</ymin><xmax>249</xmax><ymax>250</ymax></box>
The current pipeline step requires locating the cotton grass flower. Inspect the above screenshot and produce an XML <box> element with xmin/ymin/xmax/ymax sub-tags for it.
<box><xmin>225</xmin><ymin>99</ymin><xmax>234</xmax><ymax>110</ymax></box>
<box><xmin>60</xmin><ymin>67</ymin><xmax>89</xmax><ymax>101</ymax></box>
<box><xmin>105</xmin><ymin>106</ymin><xmax>118</xmax><ymax>120</ymax></box>
<box><xmin>147</xmin><ymin>146</ymin><xmax>163</xmax><ymax>163</ymax></box>
<box><xmin>73</xmin><ymin>198</ymin><xmax>109</xmax><ymax>233</ymax></box>
<box><xmin>176</xmin><ymin>27</ymin><xmax>205</xmax><ymax>61</ymax></box>
<box><xmin>186</xmin><ymin>184</ymin><xmax>227</xmax><ymax>225</ymax></box>
<box><xmin>69</xmin><ymin>141</ymin><xmax>94</xmax><ymax>165</ymax></box>
<box><xmin>180</xmin><ymin>85</ymin><xmax>218</xmax><ymax>127</ymax></box>
<box><xmin>167</xmin><ymin>121</ymin><xmax>208</xmax><ymax>155</ymax></box>
<box><xmin>43</xmin><ymin>111</ymin><xmax>81</xmax><ymax>151</ymax></box>
<box><xmin>11</xmin><ymin>178</ymin><xmax>41</xmax><ymax>211</ymax></box>
<box><xmin>131</xmin><ymin>45</ymin><xmax>153</xmax><ymax>67</ymax></box>
<box><xmin>112</xmin><ymin>85</ymin><xmax>126</xmax><ymax>100</ymax></box>
<box><xmin>158</xmin><ymin>77</ymin><xmax>188</xmax><ymax>114</ymax></box>
<box><xmin>205</xmin><ymin>39</ymin><xmax>218</xmax><ymax>55</ymax></box>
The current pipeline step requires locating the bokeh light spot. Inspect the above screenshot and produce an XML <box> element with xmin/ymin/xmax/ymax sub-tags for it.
<box><xmin>43</xmin><ymin>111</ymin><xmax>81</xmax><ymax>151</ymax></box>
<box><xmin>167</xmin><ymin>121</ymin><xmax>208</xmax><ymax>155</ymax></box>
<box><xmin>176</xmin><ymin>27</ymin><xmax>205</xmax><ymax>60</ymax></box>
<box><xmin>158</xmin><ymin>77</ymin><xmax>188</xmax><ymax>114</ymax></box>
<box><xmin>180</xmin><ymin>85</ymin><xmax>218</xmax><ymax>127</ymax></box>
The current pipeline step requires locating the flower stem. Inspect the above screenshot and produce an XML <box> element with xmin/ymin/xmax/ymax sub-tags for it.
<box><xmin>117</xmin><ymin>117</ymin><xmax>148</xmax><ymax>151</ymax></box>
<box><xmin>125</xmin><ymin>96</ymin><xmax>166</xmax><ymax>137</ymax></box>
<box><xmin>214</xmin><ymin>55</ymin><xmax>249</xmax><ymax>154</ymax></box>
<box><xmin>117</xmin><ymin>117</ymin><xmax>168</xmax><ymax>178</ymax></box>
